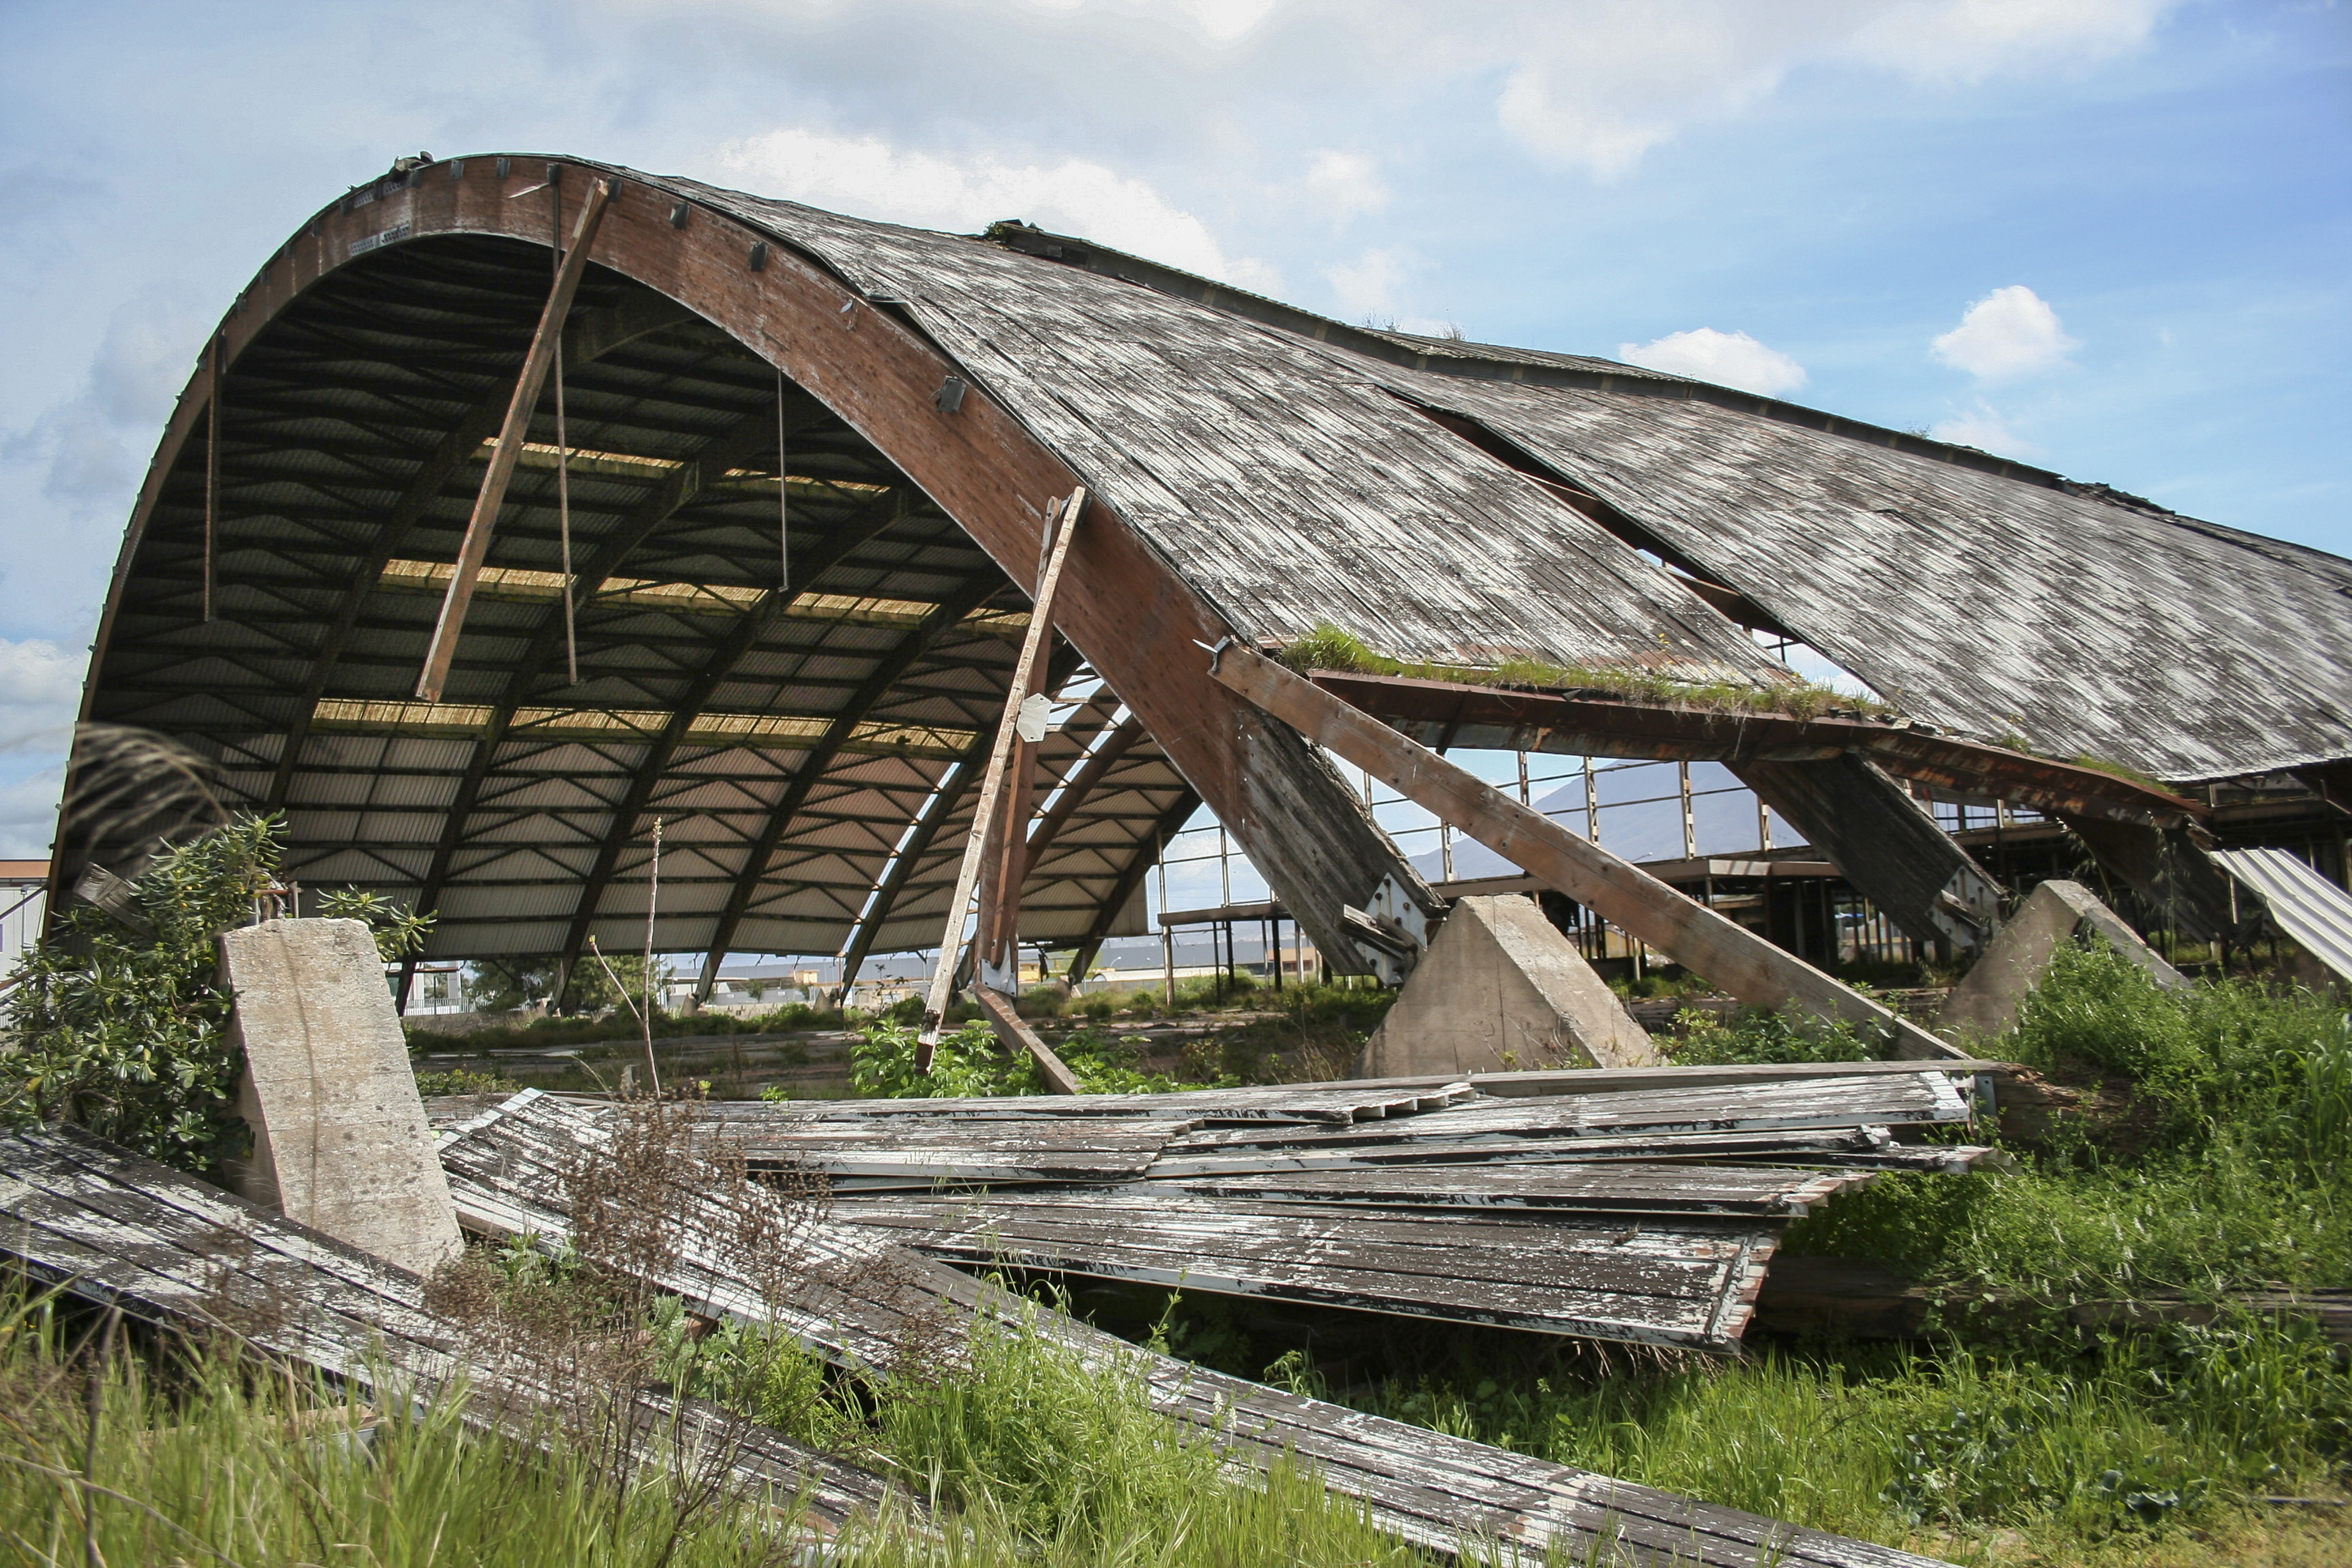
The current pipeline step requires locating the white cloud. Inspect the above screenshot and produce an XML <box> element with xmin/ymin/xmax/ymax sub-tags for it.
<box><xmin>1930</xmin><ymin>402</ymin><xmax>2043</xmax><ymax>458</ymax></box>
<box><xmin>1322</xmin><ymin>246</ymin><xmax>1422</xmax><ymax>323</ymax></box>
<box><xmin>1302</xmin><ymin>149</ymin><xmax>1388</xmax><ymax>224</ymax></box>
<box><xmin>1852</xmin><ymin>0</ymin><xmax>2169</xmax><ymax>83</ymax></box>
<box><xmin>0</xmin><ymin>764</ymin><xmax>64</xmax><ymax>858</ymax></box>
<box><xmin>714</xmin><ymin>127</ymin><xmax>1279</xmax><ymax>291</ymax></box>
<box><xmin>1465</xmin><ymin>0</ymin><xmax>2177</xmax><ymax>179</ymax></box>
<box><xmin>1932</xmin><ymin>285</ymin><xmax>2080</xmax><ymax>379</ymax></box>
<box><xmin>0</xmin><ymin>638</ymin><xmax>85</xmax><ymax>758</ymax></box>
<box><xmin>1619</xmin><ymin>327</ymin><xmax>1808</xmax><ymax>397</ymax></box>
<box><xmin>2</xmin><ymin>297</ymin><xmax>200</xmax><ymax>515</ymax></box>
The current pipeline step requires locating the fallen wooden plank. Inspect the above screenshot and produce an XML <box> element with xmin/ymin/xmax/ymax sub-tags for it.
<box><xmin>830</xmin><ymin>1189</ymin><xmax>1779</xmax><ymax>1348</ymax></box>
<box><xmin>970</xmin><ymin>984</ymin><xmax>1083</xmax><ymax>1095</ymax></box>
<box><xmin>725</xmin><ymin>1081</ymin><xmax>1475</xmax><ymax>1124</ymax></box>
<box><xmin>726</xmin><ymin>1112</ymin><xmax>1195</xmax><ymax>1182</ymax></box>
<box><xmin>1209</xmin><ymin>643</ymin><xmax>1966</xmax><ymax>1060</ymax></box>
<box><xmin>1157</xmin><ymin>1072</ymin><xmax>1973</xmax><ymax>1155</ymax></box>
<box><xmin>1148</xmin><ymin>1162</ymin><xmax>1873</xmax><ymax>1216</ymax></box>
<box><xmin>439</xmin><ymin>1091</ymin><xmax>1953</xmax><ymax>1567</ymax></box>
<box><xmin>1286</xmin><ymin>1059</ymin><xmax>2012</xmax><ymax>1099</ymax></box>
<box><xmin>0</xmin><ymin>1124</ymin><xmax>900</xmax><ymax>1540</ymax></box>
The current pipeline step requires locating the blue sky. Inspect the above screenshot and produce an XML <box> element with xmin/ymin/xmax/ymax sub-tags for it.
<box><xmin>0</xmin><ymin>0</ymin><xmax>2344</xmax><ymax>860</ymax></box>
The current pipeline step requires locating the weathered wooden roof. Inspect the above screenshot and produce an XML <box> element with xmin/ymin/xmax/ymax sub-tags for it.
<box><xmin>674</xmin><ymin>173</ymin><xmax>2351</xmax><ymax>782</ymax></box>
<box><xmin>78</xmin><ymin>151</ymin><xmax>2344</xmax><ymax>978</ymax></box>
<box><xmin>0</xmin><ymin>1123</ymin><xmax>900</xmax><ymax>1536</ymax></box>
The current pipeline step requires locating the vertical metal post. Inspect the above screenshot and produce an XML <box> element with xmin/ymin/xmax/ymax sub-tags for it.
<box><xmin>1584</xmin><ymin>756</ymin><xmax>1600</xmax><ymax>842</ymax></box>
<box><xmin>1517</xmin><ymin>751</ymin><xmax>1531</xmax><ymax>805</ymax></box>
<box><xmin>1218</xmin><ymin>824</ymin><xmax>1231</xmax><ymax>905</ymax></box>
<box><xmin>1679</xmin><ymin>759</ymin><xmax>1697</xmax><ymax>860</ymax></box>
<box><xmin>1162</xmin><ymin>927</ymin><xmax>1175</xmax><ymax>1008</ymax></box>
<box><xmin>1441</xmin><ymin>821</ymin><xmax>1455</xmax><ymax>883</ymax></box>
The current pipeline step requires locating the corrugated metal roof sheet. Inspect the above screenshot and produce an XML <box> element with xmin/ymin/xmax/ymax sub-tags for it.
<box><xmin>2213</xmin><ymin>848</ymin><xmax>2352</xmax><ymax>983</ymax></box>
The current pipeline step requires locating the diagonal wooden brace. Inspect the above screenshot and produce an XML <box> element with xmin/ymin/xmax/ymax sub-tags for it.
<box><xmin>1211</xmin><ymin>645</ymin><xmax>1966</xmax><ymax>1060</ymax></box>
<box><xmin>417</xmin><ymin>176</ymin><xmax>616</xmax><ymax>702</ymax></box>
<box><xmin>917</xmin><ymin>487</ymin><xmax>1087</xmax><ymax>1066</ymax></box>
<box><xmin>970</xmin><ymin>985</ymin><xmax>1082</xmax><ymax>1095</ymax></box>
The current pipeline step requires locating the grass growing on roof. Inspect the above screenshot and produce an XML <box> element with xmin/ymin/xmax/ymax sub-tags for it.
<box><xmin>1275</xmin><ymin>618</ymin><xmax>1892</xmax><ymax>721</ymax></box>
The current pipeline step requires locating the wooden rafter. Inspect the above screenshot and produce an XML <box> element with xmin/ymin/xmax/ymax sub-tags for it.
<box><xmin>417</xmin><ymin>176</ymin><xmax>616</xmax><ymax>702</ymax></box>
<box><xmin>550</xmin><ymin>489</ymin><xmax>911</xmax><ymax>984</ymax></box>
<box><xmin>686</xmin><ymin>576</ymin><xmax>1013</xmax><ymax>1004</ymax></box>
<box><xmin>264</xmin><ymin>290</ymin><xmax>694</xmax><ymax>808</ymax></box>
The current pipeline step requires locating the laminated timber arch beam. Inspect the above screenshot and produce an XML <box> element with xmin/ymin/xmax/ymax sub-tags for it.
<box><xmin>81</xmin><ymin>156</ymin><xmax>1422</xmax><ymax>975</ymax></box>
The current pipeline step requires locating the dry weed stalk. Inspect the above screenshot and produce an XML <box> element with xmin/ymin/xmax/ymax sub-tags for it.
<box><xmin>427</xmin><ymin>1089</ymin><xmax>950</xmax><ymax>1554</ymax></box>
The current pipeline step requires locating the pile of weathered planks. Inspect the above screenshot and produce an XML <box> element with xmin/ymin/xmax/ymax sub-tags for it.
<box><xmin>599</xmin><ymin>1061</ymin><xmax>2000</xmax><ymax>1352</ymax></box>
<box><xmin>432</xmin><ymin>1084</ymin><xmax>1967</xmax><ymax>1567</ymax></box>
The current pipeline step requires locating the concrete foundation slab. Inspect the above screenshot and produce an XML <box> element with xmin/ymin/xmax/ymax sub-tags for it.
<box><xmin>1355</xmin><ymin>895</ymin><xmax>1656</xmax><ymax>1077</ymax></box>
<box><xmin>1937</xmin><ymin>879</ymin><xmax>2190</xmax><ymax>1044</ymax></box>
<box><xmin>222</xmin><ymin>918</ymin><xmax>463</xmax><ymax>1276</ymax></box>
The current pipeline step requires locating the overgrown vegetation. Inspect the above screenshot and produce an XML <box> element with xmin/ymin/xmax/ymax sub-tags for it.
<box><xmin>405</xmin><ymin>1001</ymin><xmax>851</xmax><ymax>1054</ymax></box>
<box><xmin>1275</xmin><ymin>618</ymin><xmax>1890</xmax><ymax>721</ymax></box>
<box><xmin>0</xmin><ymin>815</ymin><xmax>432</xmax><ymax>1176</ymax></box>
<box><xmin>842</xmin><ymin>1018</ymin><xmax>1212</xmax><ymax>1097</ymax></box>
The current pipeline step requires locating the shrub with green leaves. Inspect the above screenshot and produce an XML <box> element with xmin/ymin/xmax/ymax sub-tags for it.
<box><xmin>0</xmin><ymin>814</ymin><xmax>433</xmax><ymax>1176</ymax></box>
<box><xmin>0</xmin><ymin>817</ymin><xmax>283</xmax><ymax>1171</ymax></box>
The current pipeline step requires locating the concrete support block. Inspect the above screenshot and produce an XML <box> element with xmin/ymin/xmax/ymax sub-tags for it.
<box><xmin>1355</xmin><ymin>895</ymin><xmax>1656</xmax><ymax>1077</ymax></box>
<box><xmin>222</xmin><ymin>918</ymin><xmax>463</xmax><ymax>1277</ymax></box>
<box><xmin>1937</xmin><ymin>880</ymin><xmax>2190</xmax><ymax>1043</ymax></box>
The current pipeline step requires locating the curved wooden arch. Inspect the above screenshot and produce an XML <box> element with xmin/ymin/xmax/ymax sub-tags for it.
<box><xmin>79</xmin><ymin>156</ymin><xmax>1411</xmax><ymax>974</ymax></box>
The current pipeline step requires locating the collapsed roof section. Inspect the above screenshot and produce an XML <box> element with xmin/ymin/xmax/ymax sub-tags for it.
<box><xmin>65</xmin><ymin>154</ymin><xmax>2349</xmax><ymax>976</ymax></box>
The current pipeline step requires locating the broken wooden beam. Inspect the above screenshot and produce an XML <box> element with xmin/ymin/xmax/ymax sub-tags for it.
<box><xmin>970</xmin><ymin>983</ymin><xmax>1083</xmax><ymax>1095</ymax></box>
<box><xmin>1211</xmin><ymin>645</ymin><xmax>1966</xmax><ymax>1059</ymax></box>
<box><xmin>918</xmin><ymin>487</ymin><xmax>1085</xmax><ymax>1061</ymax></box>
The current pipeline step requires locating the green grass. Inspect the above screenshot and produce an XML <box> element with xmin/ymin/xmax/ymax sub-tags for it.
<box><xmin>0</xmin><ymin>1287</ymin><xmax>1436</xmax><ymax>1568</ymax></box>
<box><xmin>406</xmin><ymin>1002</ymin><xmax>853</xmax><ymax>1055</ymax></box>
<box><xmin>1275</xmin><ymin>618</ymin><xmax>1893</xmax><ymax>721</ymax></box>
<box><xmin>1348</xmin><ymin>1319</ymin><xmax>2351</xmax><ymax>1550</ymax></box>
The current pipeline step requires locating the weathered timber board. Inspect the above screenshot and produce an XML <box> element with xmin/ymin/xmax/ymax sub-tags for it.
<box><xmin>721</xmin><ymin>1081</ymin><xmax>1474</xmax><ymax>1125</ymax></box>
<box><xmin>0</xmin><ymin>1126</ymin><xmax>900</xmax><ymax>1537</ymax></box>
<box><xmin>1282</xmin><ymin>1061</ymin><xmax>2007</xmax><ymax>1099</ymax></box>
<box><xmin>1141</xmin><ymin>1126</ymin><xmax>1917</xmax><ymax>1178</ymax></box>
<box><xmin>1157</xmin><ymin>1073</ymin><xmax>1972</xmax><ymax>1155</ymax></box>
<box><xmin>1150</xmin><ymin>1162</ymin><xmax>1870</xmax><ymax>1216</ymax></box>
<box><xmin>828</xmin><ymin>1190</ymin><xmax>1776</xmax><ymax>1347</ymax></box>
<box><xmin>722</xmin><ymin>1113</ymin><xmax>1196</xmax><ymax>1181</ymax></box>
<box><xmin>440</xmin><ymin>1091</ymin><xmax>1952</xmax><ymax>1567</ymax></box>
